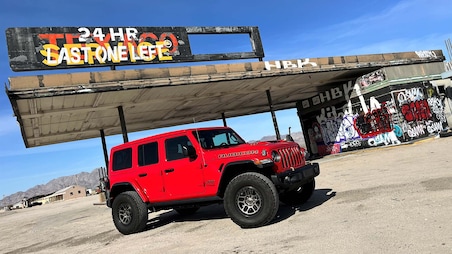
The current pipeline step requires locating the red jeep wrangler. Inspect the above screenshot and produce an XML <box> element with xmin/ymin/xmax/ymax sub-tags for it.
<box><xmin>105</xmin><ymin>127</ymin><xmax>319</xmax><ymax>234</ymax></box>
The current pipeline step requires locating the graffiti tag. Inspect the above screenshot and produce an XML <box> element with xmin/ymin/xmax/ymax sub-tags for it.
<box><xmin>354</xmin><ymin>107</ymin><xmax>393</xmax><ymax>138</ymax></box>
<box><xmin>401</xmin><ymin>99</ymin><xmax>431</xmax><ymax>122</ymax></box>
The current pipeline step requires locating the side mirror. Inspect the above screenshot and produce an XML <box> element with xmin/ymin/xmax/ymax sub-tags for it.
<box><xmin>182</xmin><ymin>146</ymin><xmax>197</xmax><ymax>159</ymax></box>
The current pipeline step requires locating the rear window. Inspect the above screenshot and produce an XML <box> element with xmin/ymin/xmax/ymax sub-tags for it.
<box><xmin>112</xmin><ymin>148</ymin><xmax>132</xmax><ymax>171</ymax></box>
<box><xmin>138</xmin><ymin>142</ymin><xmax>158</xmax><ymax>166</ymax></box>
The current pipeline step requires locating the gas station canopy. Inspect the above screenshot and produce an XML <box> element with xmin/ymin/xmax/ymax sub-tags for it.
<box><xmin>4</xmin><ymin>26</ymin><xmax>445</xmax><ymax>148</ymax></box>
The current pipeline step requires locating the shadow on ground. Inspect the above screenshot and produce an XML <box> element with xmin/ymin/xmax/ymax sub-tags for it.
<box><xmin>271</xmin><ymin>188</ymin><xmax>336</xmax><ymax>225</ymax></box>
<box><xmin>144</xmin><ymin>203</ymin><xmax>227</xmax><ymax>231</ymax></box>
<box><xmin>143</xmin><ymin>188</ymin><xmax>336</xmax><ymax>232</ymax></box>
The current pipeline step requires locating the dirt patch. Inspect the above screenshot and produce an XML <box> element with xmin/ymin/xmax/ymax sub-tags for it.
<box><xmin>421</xmin><ymin>177</ymin><xmax>452</xmax><ymax>191</ymax></box>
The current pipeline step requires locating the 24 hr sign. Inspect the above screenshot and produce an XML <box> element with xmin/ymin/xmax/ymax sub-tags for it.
<box><xmin>6</xmin><ymin>27</ymin><xmax>193</xmax><ymax>71</ymax></box>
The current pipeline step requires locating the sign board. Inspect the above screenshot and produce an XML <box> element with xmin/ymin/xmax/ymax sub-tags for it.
<box><xmin>6</xmin><ymin>26</ymin><xmax>264</xmax><ymax>72</ymax></box>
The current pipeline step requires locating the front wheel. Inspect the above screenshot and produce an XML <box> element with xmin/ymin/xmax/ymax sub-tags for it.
<box><xmin>112</xmin><ymin>191</ymin><xmax>148</xmax><ymax>235</ymax></box>
<box><xmin>224</xmin><ymin>172</ymin><xmax>279</xmax><ymax>228</ymax></box>
<box><xmin>280</xmin><ymin>179</ymin><xmax>315</xmax><ymax>206</ymax></box>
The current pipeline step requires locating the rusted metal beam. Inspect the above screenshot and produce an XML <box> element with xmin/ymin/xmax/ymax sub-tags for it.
<box><xmin>221</xmin><ymin>112</ymin><xmax>227</xmax><ymax>127</ymax></box>
<box><xmin>266</xmin><ymin>90</ymin><xmax>281</xmax><ymax>140</ymax></box>
<box><xmin>100</xmin><ymin>129</ymin><xmax>109</xmax><ymax>169</ymax></box>
<box><xmin>117</xmin><ymin>106</ymin><xmax>129</xmax><ymax>143</ymax></box>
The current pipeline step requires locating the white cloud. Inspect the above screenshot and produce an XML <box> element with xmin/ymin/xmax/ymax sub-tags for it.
<box><xmin>265</xmin><ymin>0</ymin><xmax>452</xmax><ymax>60</ymax></box>
<box><xmin>343</xmin><ymin>33</ymin><xmax>452</xmax><ymax>57</ymax></box>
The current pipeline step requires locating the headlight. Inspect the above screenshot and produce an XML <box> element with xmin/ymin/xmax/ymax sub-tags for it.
<box><xmin>253</xmin><ymin>158</ymin><xmax>273</xmax><ymax>168</ymax></box>
<box><xmin>272</xmin><ymin>151</ymin><xmax>281</xmax><ymax>162</ymax></box>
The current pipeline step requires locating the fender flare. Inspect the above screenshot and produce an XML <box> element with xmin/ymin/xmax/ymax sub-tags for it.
<box><xmin>110</xmin><ymin>181</ymin><xmax>149</xmax><ymax>204</ymax></box>
<box><xmin>217</xmin><ymin>160</ymin><xmax>273</xmax><ymax>197</ymax></box>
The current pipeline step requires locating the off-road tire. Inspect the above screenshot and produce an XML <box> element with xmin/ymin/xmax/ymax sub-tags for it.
<box><xmin>175</xmin><ymin>206</ymin><xmax>200</xmax><ymax>216</ymax></box>
<box><xmin>112</xmin><ymin>191</ymin><xmax>148</xmax><ymax>235</ymax></box>
<box><xmin>224</xmin><ymin>172</ymin><xmax>279</xmax><ymax>228</ymax></box>
<box><xmin>280</xmin><ymin>179</ymin><xmax>315</xmax><ymax>206</ymax></box>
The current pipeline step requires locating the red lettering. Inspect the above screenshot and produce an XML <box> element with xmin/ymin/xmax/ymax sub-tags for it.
<box><xmin>94</xmin><ymin>33</ymin><xmax>112</xmax><ymax>47</ymax></box>
<box><xmin>64</xmin><ymin>33</ymin><xmax>79</xmax><ymax>44</ymax></box>
<box><xmin>38</xmin><ymin>33</ymin><xmax>64</xmax><ymax>45</ymax></box>
<box><xmin>139</xmin><ymin>33</ymin><xmax>159</xmax><ymax>42</ymax></box>
<box><xmin>123</xmin><ymin>33</ymin><xmax>138</xmax><ymax>48</ymax></box>
<box><xmin>159</xmin><ymin>33</ymin><xmax>179</xmax><ymax>54</ymax></box>
<box><xmin>401</xmin><ymin>99</ymin><xmax>431</xmax><ymax>122</ymax></box>
<box><xmin>354</xmin><ymin>106</ymin><xmax>393</xmax><ymax>138</ymax></box>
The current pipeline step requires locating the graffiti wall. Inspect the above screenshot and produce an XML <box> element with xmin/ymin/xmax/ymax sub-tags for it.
<box><xmin>298</xmin><ymin>80</ymin><xmax>448</xmax><ymax>157</ymax></box>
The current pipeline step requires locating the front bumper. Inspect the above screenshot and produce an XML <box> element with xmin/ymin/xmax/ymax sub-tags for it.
<box><xmin>272</xmin><ymin>163</ymin><xmax>320</xmax><ymax>188</ymax></box>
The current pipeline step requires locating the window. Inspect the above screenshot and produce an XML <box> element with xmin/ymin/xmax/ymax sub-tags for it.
<box><xmin>165</xmin><ymin>136</ymin><xmax>192</xmax><ymax>161</ymax></box>
<box><xmin>194</xmin><ymin>129</ymin><xmax>245</xmax><ymax>149</ymax></box>
<box><xmin>112</xmin><ymin>148</ymin><xmax>132</xmax><ymax>171</ymax></box>
<box><xmin>138</xmin><ymin>142</ymin><xmax>159</xmax><ymax>166</ymax></box>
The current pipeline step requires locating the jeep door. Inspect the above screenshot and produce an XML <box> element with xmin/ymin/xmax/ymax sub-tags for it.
<box><xmin>163</xmin><ymin>135</ymin><xmax>205</xmax><ymax>200</ymax></box>
<box><xmin>134</xmin><ymin>141</ymin><xmax>166</xmax><ymax>202</ymax></box>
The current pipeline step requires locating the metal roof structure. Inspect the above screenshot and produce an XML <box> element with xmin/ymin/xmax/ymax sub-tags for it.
<box><xmin>6</xmin><ymin>50</ymin><xmax>445</xmax><ymax>148</ymax></box>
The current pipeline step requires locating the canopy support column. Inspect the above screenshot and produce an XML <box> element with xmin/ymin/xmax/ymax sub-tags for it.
<box><xmin>100</xmin><ymin>129</ymin><xmax>109</xmax><ymax>169</ymax></box>
<box><xmin>266</xmin><ymin>90</ymin><xmax>281</xmax><ymax>140</ymax></box>
<box><xmin>117</xmin><ymin>106</ymin><xmax>129</xmax><ymax>143</ymax></box>
<box><xmin>221</xmin><ymin>113</ymin><xmax>227</xmax><ymax>127</ymax></box>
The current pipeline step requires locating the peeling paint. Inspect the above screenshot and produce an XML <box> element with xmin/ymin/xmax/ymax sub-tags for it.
<box><xmin>11</xmin><ymin>55</ymin><xmax>27</xmax><ymax>62</ymax></box>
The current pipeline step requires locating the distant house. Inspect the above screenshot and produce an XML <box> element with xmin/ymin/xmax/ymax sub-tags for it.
<box><xmin>36</xmin><ymin>185</ymin><xmax>86</xmax><ymax>204</ymax></box>
<box><xmin>12</xmin><ymin>200</ymin><xmax>26</xmax><ymax>209</ymax></box>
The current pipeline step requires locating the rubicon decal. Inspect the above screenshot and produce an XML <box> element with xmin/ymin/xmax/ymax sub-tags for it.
<box><xmin>218</xmin><ymin>150</ymin><xmax>259</xmax><ymax>159</ymax></box>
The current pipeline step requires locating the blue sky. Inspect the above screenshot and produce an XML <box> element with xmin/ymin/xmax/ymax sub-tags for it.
<box><xmin>1</xmin><ymin>0</ymin><xmax>451</xmax><ymax>199</ymax></box>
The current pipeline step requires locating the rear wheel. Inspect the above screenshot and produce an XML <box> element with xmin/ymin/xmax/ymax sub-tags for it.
<box><xmin>112</xmin><ymin>191</ymin><xmax>148</xmax><ymax>235</ymax></box>
<box><xmin>224</xmin><ymin>172</ymin><xmax>279</xmax><ymax>228</ymax></box>
<box><xmin>280</xmin><ymin>179</ymin><xmax>315</xmax><ymax>206</ymax></box>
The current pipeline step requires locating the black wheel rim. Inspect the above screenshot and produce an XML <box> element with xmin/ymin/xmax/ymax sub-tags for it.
<box><xmin>236</xmin><ymin>186</ymin><xmax>262</xmax><ymax>216</ymax></box>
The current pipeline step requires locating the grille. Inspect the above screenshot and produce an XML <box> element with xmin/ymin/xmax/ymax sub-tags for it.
<box><xmin>277</xmin><ymin>146</ymin><xmax>304</xmax><ymax>169</ymax></box>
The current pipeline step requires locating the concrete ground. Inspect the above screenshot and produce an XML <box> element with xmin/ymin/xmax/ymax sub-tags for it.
<box><xmin>1</xmin><ymin>136</ymin><xmax>452</xmax><ymax>254</ymax></box>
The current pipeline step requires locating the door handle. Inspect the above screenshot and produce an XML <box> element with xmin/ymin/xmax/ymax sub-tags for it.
<box><xmin>138</xmin><ymin>173</ymin><xmax>147</xmax><ymax>177</ymax></box>
<box><xmin>164</xmin><ymin>168</ymin><xmax>175</xmax><ymax>173</ymax></box>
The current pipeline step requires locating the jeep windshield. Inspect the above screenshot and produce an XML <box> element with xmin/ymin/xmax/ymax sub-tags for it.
<box><xmin>193</xmin><ymin>129</ymin><xmax>246</xmax><ymax>149</ymax></box>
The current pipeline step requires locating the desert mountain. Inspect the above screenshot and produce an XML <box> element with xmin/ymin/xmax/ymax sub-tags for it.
<box><xmin>0</xmin><ymin>169</ymin><xmax>102</xmax><ymax>207</ymax></box>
